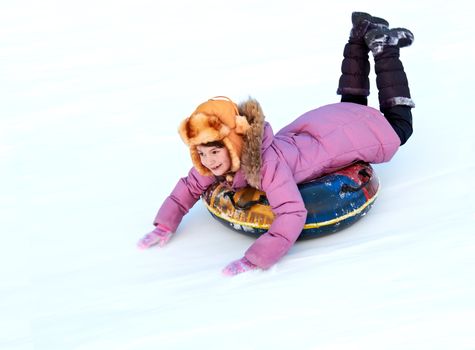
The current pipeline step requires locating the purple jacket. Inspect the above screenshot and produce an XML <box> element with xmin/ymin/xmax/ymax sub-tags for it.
<box><xmin>154</xmin><ymin>101</ymin><xmax>400</xmax><ymax>268</ymax></box>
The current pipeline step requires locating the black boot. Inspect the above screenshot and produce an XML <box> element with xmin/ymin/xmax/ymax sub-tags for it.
<box><xmin>337</xmin><ymin>12</ymin><xmax>389</xmax><ymax>99</ymax></box>
<box><xmin>350</xmin><ymin>12</ymin><xmax>389</xmax><ymax>43</ymax></box>
<box><xmin>365</xmin><ymin>27</ymin><xmax>415</xmax><ymax>145</ymax></box>
<box><xmin>365</xmin><ymin>27</ymin><xmax>414</xmax><ymax>57</ymax></box>
<box><xmin>365</xmin><ymin>27</ymin><xmax>415</xmax><ymax>109</ymax></box>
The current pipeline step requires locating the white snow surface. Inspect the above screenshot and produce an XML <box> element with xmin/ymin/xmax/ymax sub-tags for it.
<box><xmin>1</xmin><ymin>1</ymin><xmax>475</xmax><ymax>349</ymax></box>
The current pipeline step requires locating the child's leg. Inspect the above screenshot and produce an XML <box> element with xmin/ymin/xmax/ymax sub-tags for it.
<box><xmin>365</xmin><ymin>28</ymin><xmax>415</xmax><ymax>145</ymax></box>
<box><xmin>337</xmin><ymin>40</ymin><xmax>370</xmax><ymax>105</ymax></box>
<box><xmin>377</xmin><ymin>45</ymin><xmax>413</xmax><ymax>145</ymax></box>
<box><xmin>340</xmin><ymin>94</ymin><xmax>368</xmax><ymax>105</ymax></box>
<box><xmin>337</xmin><ymin>12</ymin><xmax>388</xmax><ymax>106</ymax></box>
<box><xmin>382</xmin><ymin>105</ymin><xmax>413</xmax><ymax>145</ymax></box>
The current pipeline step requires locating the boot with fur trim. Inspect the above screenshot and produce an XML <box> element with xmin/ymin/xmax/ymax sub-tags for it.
<box><xmin>337</xmin><ymin>12</ymin><xmax>389</xmax><ymax>97</ymax></box>
<box><xmin>365</xmin><ymin>27</ymin><xmax>415</xmax><ymax>109</ymax></box>
<box><xmin>364</xmin><ymin>27</ymin><xmax>414</xmax><ymax>57</ymax></box>
<box><xmin>350</xmin><ymin>12</ymin><xmax>389</xmax><ymax>43</ymax></box>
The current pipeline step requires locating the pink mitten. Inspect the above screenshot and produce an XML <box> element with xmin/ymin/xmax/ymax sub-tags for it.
<box><xmin>137</xmin><ymin>225</ymin><xmax>173</xmax><ymax>249</ymax></box>
<box><xmin>222</xmin><ymin>257</ymin><xmax>259</xmax><ymax>276</ymax></box>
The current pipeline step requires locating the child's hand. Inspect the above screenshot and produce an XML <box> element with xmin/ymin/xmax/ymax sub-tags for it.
<box><xmin>222</xmin><ymin>257</ymin><xmax>259</xmax><ymax>276</ymax></box>
<box><xmin>137</xmin><ymin>226</ymin><xmax>173</xmax><ymax>249</ymax></box>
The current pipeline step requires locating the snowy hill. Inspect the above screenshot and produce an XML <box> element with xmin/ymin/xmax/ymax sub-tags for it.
<box><xmin>1</xmin><ymin>1</ymin><xmax>474</xmax><ymax>349</ymax></box>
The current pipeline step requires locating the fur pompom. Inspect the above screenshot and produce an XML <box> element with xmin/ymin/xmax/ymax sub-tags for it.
<box><xmin>235</xmin><ymin>115</ymin><xmax>251</xmax><ymax>134</ymax></box>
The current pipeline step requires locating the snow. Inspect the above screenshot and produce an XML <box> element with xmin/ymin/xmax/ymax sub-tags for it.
<box><xmin>1</xmin><ymin>1</ymin><xmax>475</xmax><ymax>349</ymax></box>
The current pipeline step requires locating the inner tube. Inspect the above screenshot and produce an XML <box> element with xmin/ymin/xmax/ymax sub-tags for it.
<box><xmin>202</xmin><ymin>162</ymin><xmax>379</xmax><ymax>239</ymax></box>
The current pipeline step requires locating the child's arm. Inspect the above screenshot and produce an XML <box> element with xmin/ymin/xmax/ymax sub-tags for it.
<box><xmin>243</xmin><ymin>160</ymin><xmax>307</xmax><ymax>269</ymax></box>
<box><xmin>153</xmin><ymin>168</ymin><xmax>214</xmax><ymax>232</ymax></box>
<box><xmin>139</xmin><ymin>167</ymin><xmax>215</xmax><ymax>248</ymax></box>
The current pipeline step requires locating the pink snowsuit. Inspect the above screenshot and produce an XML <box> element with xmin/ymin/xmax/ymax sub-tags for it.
<box><xmin>154</xmin><ymin>102</ymin><xmax>400</xmax><ymax>269</ymax></box>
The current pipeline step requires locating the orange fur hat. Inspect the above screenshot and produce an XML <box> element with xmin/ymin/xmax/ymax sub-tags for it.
<box><xmin>178</xmin><ymin>96</ymin><xmax>251</xmax><ymax>176</ymax></box>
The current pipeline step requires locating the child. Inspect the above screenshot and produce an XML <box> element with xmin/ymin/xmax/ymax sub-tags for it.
<box><xmin>137</xmin><ymin>12</ymin><xmax>415</xmax><ymax>276</ymax></box>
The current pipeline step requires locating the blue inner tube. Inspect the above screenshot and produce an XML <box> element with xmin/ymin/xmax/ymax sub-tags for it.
<box><xmin>202</xmin><ymin>162</ymin><xmax>379</xmax><ymax>239</ymax></box>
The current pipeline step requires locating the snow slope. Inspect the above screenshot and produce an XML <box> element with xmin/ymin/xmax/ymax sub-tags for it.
<box><xmin>1</xmin><ymin>1</ymin><xmax>474</xmax><ymax>349</ymax></box>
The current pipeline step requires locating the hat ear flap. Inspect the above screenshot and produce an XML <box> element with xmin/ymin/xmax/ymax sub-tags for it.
<box><xmin>189</xmin><ymin>145</ymin><xmax>213</xmax><ymax>176</ymax></box>
<box><xmin>234</xmin><ymin>115</ymin><xmax>250</xmax><ymax>134</ymax></box>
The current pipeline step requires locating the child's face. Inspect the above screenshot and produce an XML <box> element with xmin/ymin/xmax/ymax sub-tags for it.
<box><xmin>196</xmin><ymin>144</ymin><xmax>231</xmax><ymax>176</ymax></box>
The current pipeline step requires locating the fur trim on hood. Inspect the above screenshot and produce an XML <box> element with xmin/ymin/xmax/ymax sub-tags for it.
<box><xmin>238</xmin><ymin>97</ymin><xmax>266</xmax><ymax>188</ymax></box>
